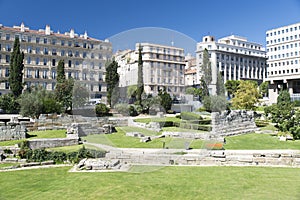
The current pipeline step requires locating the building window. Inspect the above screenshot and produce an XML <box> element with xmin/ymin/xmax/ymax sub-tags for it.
<box><xmin>5</xmin><ymin>81</ymin><xmax>9</xmax><ymax>89</ymax></box>
<box><xmin>83</xmin><ymin>52</ymin><xmax>87</xmax><ymax>58</ymax></box>
<box><xmin>98</xmin><ymin>84</ymin><xmax>102</xmax><ymax>92</ymax></box>
<box><xmin>68</xmin><ymin>60</ymin><xmax>71</xmax><ymax>67</ymax></box>
<box><xmin>43</xmin><ymin>82</ymin><xmax>47</xmax><ymax>89</ymax></box>
<box><xmin>44</xmin><ymin>47</ymin><xmax>48</xmax><ymax>55</ymax></box>
<box><xmin>27</xmin><ymin>56</ymin><xmax>31</xmax><ymax>64</ymax></box>
<box><xmin>52</xmin><ymin>49</ymin><xmax>57</xmax><ymax>55</ymax></box>
<box><xmin>52</xmin><ymin>59</ymin><xmax>56</xmax><ymax>66</ymax></box>
<box><xmin>52</xmin><ymin>82</ymin><xmax>56</xmax><ymax>90</ymax></box>
<box><xmin>35</xmin><ymin>47</ymin><xmax>40</xmax><ymax>54</ymax></box>
<box><xmin>68</xmin><ymin>72</ymin><xmax>72</xmax><ymax>78</ymax></box>
<box><xmin>43</xmin><ymin>70</ymin><xmax>47</xmax><ymax>79</ymax></box>
<box><xmin>43</xmin><ymin>38</ymin><xmax>47</xmax><ymax>44</ymax></box>
<box><xmin>61</xmin><ymin>50</ymin><xmax>65</xmax><ymax>56</ymax></box>
<box><xmin>75</xmin><ymin>51</ymin><xmax>79</xmax><ymax>57</ymax></box>
<box><xmin>5</xmin><ymin>55</ymin><xmax>10</xmax><ymax>63</ymax></box>
<box><xmin>51</xmin><ymin>39</ymin><xmax>56</xmax><ymax>45</ymax></box>
<box><xmin>43</xmin><ymin>58</ymin><xmax>47</xmax><ymax>66</ymax></box>
<box><xmin>52</xmin><ymin>71</ymin><xmax>56</xmax><ymax>79</ymax></box>
<box><xmin>36</xmin><ymin>37</ymin><xmax>40</xmax><ymax>43</ymax></box>
<box><xmin>83</xmin><ymin>73</ymin><xmax>87</xmax><ymax>80</ymax></box>
<box><xmin>68</xmin><ymin>50</ymin><xmax>72</xmax><ymax>57</ymax></box>
<box><xmin>75</xmin><ymin>61</ymin><xmax>79</xmax><ymax>67</ymax></box>
<box><xmin>27</xmin><ymin>46</ymin><xmax>32</xmax><ymax>53</ymax></box>
<box><xmin>61</xmin><ymin>40</ymin><xmax>65</xmax><ymax>46</ymax></box>
<box><xmin>5</xmin><ymin>34</ymin><xmax>10</xmax><ymax>40</ymax></box>
<box><xmin>35</xmin><ymin>70</ymin><xmax>39</xmax><ymax>78</ymax></box>
<box><xmin>75</xmin><ymin>71</ymin><xmax>79</xmax><ymax>80</ymax></box>
<box><xmin>5</xmin><ymin>68</ymin><xmax>9</xmax><ymax>77</ymax></box>
<box><xmin>68</xmin><ymin>41</ymin><xmax>72</xmax><ymax>47</ymax></box>
<box><xmin>6</xmin><ymin>44</ymin><xmax>11</xmax><ymax>52</ymax></box>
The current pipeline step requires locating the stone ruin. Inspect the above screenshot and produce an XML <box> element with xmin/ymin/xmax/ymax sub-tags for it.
<box><xmin>211</xmin><ymin>110</ymin><xmax>259</xmax><ymax>140</ymax></box>
<box><xmin>77</xmin><ymin>158</ymin><xmax>123</xmax><ymax>170</ymax></box>
<box><xmin>0</xmin><ymin>117</ymin><xmax>27</xmax><ymax>141</ymax></box>
<box><xmin>66</xmin><ymin>122</ymin><xmax>115</xmax><ymax>137</ymax></box>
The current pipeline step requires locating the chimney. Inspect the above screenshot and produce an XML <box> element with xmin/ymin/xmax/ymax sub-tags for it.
<box><xmin>70</xmin><ymin>29</ymin><xmax>75</xmax><ymax>38</ymax></box>
<box><xmin>84</xmin><ymin>31</ymin><xmax>88</xmax><ymax>39</ymax></box>
<box><xmin>45</xmin><ymin>25</ymin><xmax>51</xmax><ymax>35</ymax></box>
<box><xmin>20</xmin><ymin>22</ymin><xmax>25</xmax><ymax>32</ymax></box>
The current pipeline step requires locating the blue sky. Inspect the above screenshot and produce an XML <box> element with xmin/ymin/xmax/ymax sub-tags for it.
<box><xmin>0</xmin><ymin>0</ymin><xmax>299</xmax><ymax>53</ymax></box>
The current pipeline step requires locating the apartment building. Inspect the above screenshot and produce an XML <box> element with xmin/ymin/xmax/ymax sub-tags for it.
<box><xmin>0</xmin><ymin>23</ymin><xmax>112</xmax><ymax>101</ymax></box>
<box><xmin>196</xmin><ymin>35</ymin><xmax>267</xmax><ymax>95</ymax></box>
<box><xmin>266</xmin><ymin>22</ymin><xmax>300</xmax><ymax>103</ymax></box>
<box><xmin>115</xmin><ymin>43</ymin><xmax>186</xmax><ymax>97</ymax></box>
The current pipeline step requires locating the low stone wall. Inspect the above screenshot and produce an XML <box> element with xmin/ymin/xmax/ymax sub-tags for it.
<box><xmin>105</xmin><ymin>150</ymin><xmax>300</xmax><ymax>167</ymax></box>
<box><xmin>27</xmin><ymin>138</ymin><xmax>79</xmax><ymax>149</ymax></box>
<box><xmin>0</xmin><ymin>122</ymin><xmax>27</xmax><ymax>141</ymax></box>
<box><xmin>211</xmin><ymin>110</ymin><xmax>259</xmax><ymax>139</ymax></box>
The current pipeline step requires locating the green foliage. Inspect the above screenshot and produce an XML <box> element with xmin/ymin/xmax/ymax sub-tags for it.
<box><xmin>231</xmin><ymin>80</ymin><xmax>260</xmax><ymax>110</ymax></box>
<box><xmin>200</xmin><ymin>77</ymin><xmax>209</xmax><ymax>98</ymax></box>
<box><xmin>114</xmin><ymin>103</ymin><xmax>138</xmax><ymax>116</ymax></box>
<box><xmin>18</xmin><ymin>144</ymin><xmax>105</xmax><ymax>164</ymax></box>
<box><xmin>19</xmin><ymin>87</ymin><xmax>61</xmax><ymax>118</ymax></box>
<box><xmin>72</xmin><ymin>82</ymin><xmax>89</xmax><ymax>108</ymax></box>
<box><xmin>127</xmin><ymin>85</ymin><xmax>137</xmax><ymax>98</ymax></box>
<box><xmin>264</xmin><ymin>90</ymin><xmax>300</xmax><ymax>139</ymax></box>
<box><xmin>95</xmin><ymin>103</ymin><xmax>110</xmax><ymax>117</ymax></box>
<box><xmin>200</xmin><ymin>48</ymin><xmax>212</xmax><ymax>85</ymax></box>
<box><xmin>225</xmin><ymin>80</ymin><xmax>240</xmax><ymax>98</ymax></box>
<box><xmin>185</xmin><ymin>87</ymin><xmax>195</xmax><ymax>95</ymax></box>
<box><xmin>9</xmin><ymin>38</ymin><xmax>24</xmax><ymax>98</ymax></box>
<box><xmin>141</xmin><ymin>95</ymin><xmax>161</xmax><ymax>114</ymax></box>
<box><xmin>259</xmin><ymin>81</ymin><xmax>269</xmax><ymax>97</ymax></box>
<box><xmin>105</xmin><ymin>60</ymin><xmax>120</xmax><ymax>107</ymax></box>
<box><xmin>54</xmin><ymin>60</ymin><xmax>74</xmax><ymax>112</ymax></box>
<box><xmin>216</xmin><ymin>72</ymin><xmax>225</xmax><ymax>96</ymax></box>
<box><xmin>0</xmin><ymin>93</ymin><xmax>19</xmax><ymax>113</ymax></box>
<box><xmin>136</xmin><ymin>44</ymin><xmax>144</xmax><ymax>105</ymax></box>
<box><xmin>158</xmin><ymin>88</ymin><xmax>172</xmax><ymax>112</ymax></box>
<box><xmin>203</xmin><ymin>95</ymin><xmax>227</xmax><ymax>112</ymax></box>
<box><xmin>180</xmin><ymin>112</ymin><xmax>202</xmax><ymax>120</ymax></box>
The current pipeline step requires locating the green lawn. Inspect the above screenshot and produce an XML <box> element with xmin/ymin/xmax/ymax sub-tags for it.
<box><xmin>0</xmin><ymin>130</ymin><xmax>66</xmax><ymax>147</ymax></box>
<box><xmin>0</xmin><ymin>166</ymin><xmax>299</xmax><ymax>200</ymax></box>
<box><xmin>162</xmin><ymin>126</ymin><xmax>205</xmax><ymax>133</ymax></box>
<box><xmin>118</xmin><ymin>126</ymin><xmax>159</xmax><ymax>136</ymax></box>
<box><xmin>82</xmin><ymin>127</ymin><xmax>203</xmax><ymax>149</ymax></box>
<box><xmin>27</xmin><ymin>129</ymin><xmax>66</xmax><ymax>139</ymax></box>
<box><xmin>134</xmin><ymin>117</ymin><xmax>181</xmax><ymax>123</ymax></box>
<box><xmin>225</xmin><ymin>133</ymin><xmax>300</xmax><ymax>150</ymax></box>
<box><xmin>47</xmin><ymin>144</ymin><xmax>104</xmax><ymax>153</ymax></box>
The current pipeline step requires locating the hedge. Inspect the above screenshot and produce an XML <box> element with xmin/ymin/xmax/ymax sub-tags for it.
<box><xmin>180</xmin><ymin>112</ymin><xmax>203</xmax><ymax>121</ymax></box>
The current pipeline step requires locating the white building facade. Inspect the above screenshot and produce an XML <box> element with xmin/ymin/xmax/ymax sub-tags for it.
<box><xmin>116</xmin><ymin>43</ymin><xmax>186</xmax><ymax>97</ymax></box>
<box><xmin>266</xmin><ymin>22</ymin><xmax>300</xmax><ymax>103</ymax></box>
<box><xmin>0</xmin><ymin>23</ymin><xmax>112</xmax><ymax>101</ymax></box>
<box><xmin>196</xmin><ymin>35</ymin><xmax>267</xmax><ymax>95</ymax></box>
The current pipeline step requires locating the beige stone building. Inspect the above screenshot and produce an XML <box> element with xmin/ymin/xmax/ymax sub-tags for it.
<box><xmin>0</xmin><ymin>23</ymin><xmax>112</xmax><ymax>101</ymax></box>
<box><xmin>115</xmin><ymin>43</ymin><xmax>186</xmax><ymax>97</ymax></box>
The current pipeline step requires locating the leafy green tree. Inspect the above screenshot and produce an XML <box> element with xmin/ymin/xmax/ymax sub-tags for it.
<box><xmin>158</xmin><ymin>88</ymin><xmax>172</xmax><ymax>112</ymax></box>
<box><xmin>19</xmin><ymin>87</ymin><xmax>61</xmax><ymax>118</ymax></box>
<box><xmin>95</xmin><ymin>103</ymin><xmax>110</xmax><ymax>117</ymax></box>
<box><xmin>203</xmin><ymin>95</ymin><xmax>227</xmax><ymax>113</ymax></box>
<box><xmin>259</xmin><ymin>81</ymin><xmax>269</xmax><ymax>97</ymax></box>
<box><xmin>216</xmin><ymin>72</ymin><xmax>225</xmax><ymax>96</ymax></box>
<box><xmin>225</xmin><ymin>80</ymin><xmax>240</xmax><ymax>98</ymax></box>
<box><xmin>231</xmin><ymin>80</ymin><xmax>260</xmax><ymax>110</ymax></box>
<box><xmin>200</xmin><ymin>48</ymin><xmax>212</xmax><ymax>85</ymax></box>
<box><xmin>105</xmin><ymin>60</ymin><xmax>119</xmax><ymax>107</ymax></box>
<box><xmin>199</xmin><ymin>77</ymin><xmax>209</xmax><ymax>101</ymax></box>
<box><xmin>55</xmin><ymin>60</ymin><xmax>74</xmax><ymax>111</ymax></box>
<box><xmin>141</xmin><ymin>94</ymin><xmax>161</xmax><ymax>114</ymax></box>
<box><xmin>72</xmin><ymin>82</ymin><xmax>89</xmax><ymax>108</ymax></box>
<box><xmin>136</xmin><ymin>44</ymin><xmax>144</xmax><ymax>105</ymax></box>
<box><xmin>127</xmin><ymin>85</ymin><xmax>137</xmax><ymax>98</ymax></box>
<box><xmin>9</xmin><ymin>38</ymin><xmax>24</xmax><ymax>98</ymax></box>
<box><xmin>185</xmin><ymin>87</ymin><xmax>195</xmax><ymax>95</ymax></box>
<box><xmin>0</xmin><ymin>93</ymin><xmax>19</xmax><ymax>113</ymax></box>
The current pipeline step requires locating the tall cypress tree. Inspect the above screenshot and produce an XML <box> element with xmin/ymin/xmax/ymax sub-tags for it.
<box><xmin>55</xmin><ymin>60</ymin><xmax>74</xmax><ymax>111</ymax></box>
<box><xmin>200</xmin><ymin>48</ymin><xmax>212</xmax><ymax>85</ymax></box>
<box><xmin>56</xmin><ymin>60</ymin><xmax>65</xmax><ymax>83</ymax></box>
<box><xmin>136</xmin><ymin>44</ymin><xmax>144</xmax><ymax>105</ymax></box>
<box><xmin>9</xmin><ymin>38</ymin><xmax>24</xmax><ymax>97</ymax></box>
<box><xmin>216</xmin><ymin>71</ymin><xmax>225</xmax><ymax>96</ymax></box>
<box><xmin>105</xmin><ymin>60</ymin><xmax>119</xmax><ymax>107</ymax></box>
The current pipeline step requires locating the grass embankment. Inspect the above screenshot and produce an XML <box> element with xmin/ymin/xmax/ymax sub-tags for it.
<box><xmin>0</xmin><ymin>130</ymin><xmax>66</xmax><ymax>146</ymax></box>
<box><xmin>82</xmin><ymin>127</ymin><xmax>204</xmax><ymax>149</ymax></box>
<box><xmin>0</xmin><ymin>166</ymin><xmax>299</xmax><ymax>200</ymax></box>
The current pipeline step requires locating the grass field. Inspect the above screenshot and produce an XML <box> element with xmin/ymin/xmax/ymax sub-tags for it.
<box><xmin>82</xmin><ymin>127</ymin><xmax>204</xmax><ymax>149</ymax></box>
<box><xmin>0</xmin><ymin>130</ymin><xmax>66</xmax><ymax>146</ymax></box>
<box><xmin>225</xmin><ymin>133</ymin><xmax>300</xmax><ymax>150</ymax></box>
<box><xmin>0</xmin><ymin>166</ymin><xmax>299</xmax><ymax>200</ymax></box>
<box><xmin>133</xmin><ymin>117</ymin><xmax>181</xmax><ymax>123</ymax></box>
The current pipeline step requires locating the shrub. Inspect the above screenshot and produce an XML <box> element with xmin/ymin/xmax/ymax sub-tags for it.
<box><xmin>129</xmin><ymin>105</ymin><xmax>138</xmax><ymax>116</ymax></box>
<box><xmin>95</xmin><ymin>103</ymin><xmax>110</xmax><ymax>117</ymax></box>
<box><xmin>3</xmin><ymin>149</ymin><xmax>13</xmax><ymax>154</ymax></box>
<box><xmin>114</xmin><ymin>103</ymin><xmax>130</xmax><ymax>116</ymax></box>
<box><xmin>180</xmin><ymin>112</ymin><xmax>202</xmax><ymax>121</ymax></box>
<box><xmin>255</xmin><ymin>120</ymin><xmax>269</xmax><ymax>127</ymax></box>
